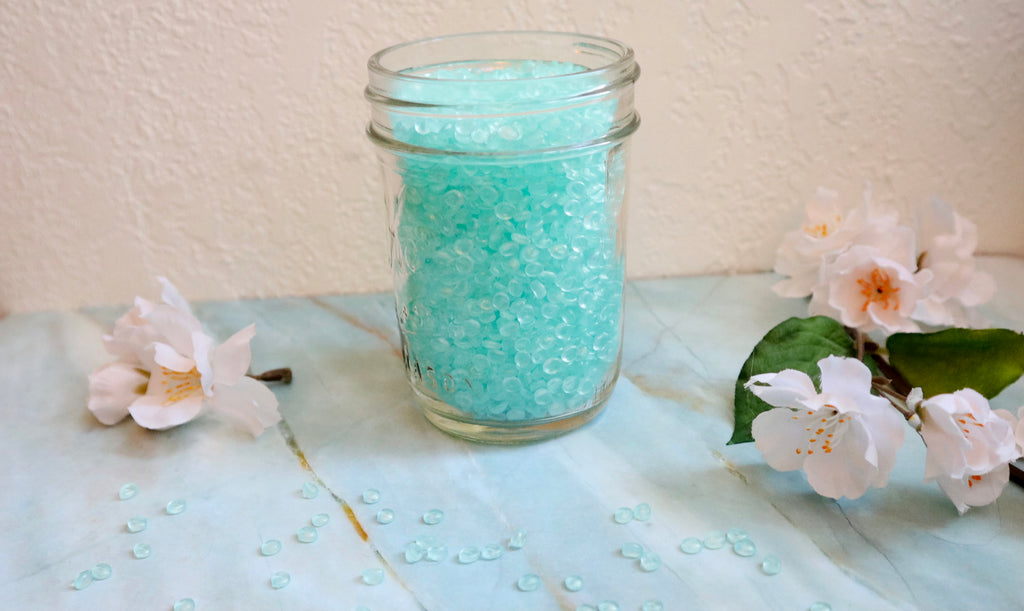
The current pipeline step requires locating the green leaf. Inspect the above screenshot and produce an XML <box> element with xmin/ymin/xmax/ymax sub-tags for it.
<box><xmin>730</xmin><ymin>316</ymin><xmax>859</xmax><ymax>445</ymax></box>
<box><xmin>887</xmin><ymin>328</ymin><xmax>1024</xmax><ymax>399</ymax></box>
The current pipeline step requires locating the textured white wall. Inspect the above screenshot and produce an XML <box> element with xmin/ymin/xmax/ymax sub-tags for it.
<box><xmin>2</xmin><ymin>0</ymin><xmax>1022</xmax><ymax>314</ymax></box>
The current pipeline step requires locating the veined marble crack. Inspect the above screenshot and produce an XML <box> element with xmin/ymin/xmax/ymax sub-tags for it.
<box><xmin>276</xmin><ymin>418</ymin><xmax>428</xmax><ymax>611</ymax></box>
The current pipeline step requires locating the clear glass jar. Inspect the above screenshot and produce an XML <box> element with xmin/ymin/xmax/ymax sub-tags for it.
<box><xmin>365</xmin><ymin>31</ymin><xmax>640</xmax><ymax>443</ymax></box>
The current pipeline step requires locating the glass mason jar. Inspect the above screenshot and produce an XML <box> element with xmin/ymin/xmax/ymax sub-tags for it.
<box><xmin>365</xmin><ymin>31</ymin><xmax>640</xmax><ymax>443</ymax></box>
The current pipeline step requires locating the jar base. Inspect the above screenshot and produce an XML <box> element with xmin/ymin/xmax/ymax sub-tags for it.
<box><xmin>413</xmin><ymin>389</ymin><xmax>611</xmax><ymax>444</ymax></box>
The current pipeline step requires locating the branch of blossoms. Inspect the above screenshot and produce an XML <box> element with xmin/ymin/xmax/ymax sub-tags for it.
<box><xmin>87</xmin><ymin>277</ymin><xmax>289</xmax><ymax>437</ymax></box>
<box><xmin>733</xmin><ymin>186</ymin><xmax>1024</xmax><ymax>514</ymax></box>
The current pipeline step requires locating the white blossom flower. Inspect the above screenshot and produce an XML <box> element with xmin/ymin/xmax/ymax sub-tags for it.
<box><xmin>913</xmin><ymin>388</ymin><xmax>1018</xmax><ymax>512</ymax></box>
<box><xmin>934</xmin><ymin>463</ymin><xmax>1010</xmax><ymax>514</ymax></box>
<box><xmin>773</xmin><ymin>186</ymin><xmax>913</xmax><ymax>298</ymax></box>
<box><xmin>746</xmin><ymin>356</ymin><xmax>906</xmax><ymax>500</ymax></box>
<box><xmin>808</xmin><ymin>245</ymin><xmax>931</xmax><ymax>334</ymax></box>
<box><xmin>912</xmin><ymin>198</ymin><xmax>996</xmax><ymax>327</ymax></box>
<box><xmin>87</xmin><ymin>279</ymin><xmax>281</xmax><ymax>436</ymax></box>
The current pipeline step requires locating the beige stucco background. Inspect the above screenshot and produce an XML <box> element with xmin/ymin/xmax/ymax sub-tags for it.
<box><xmin>2</xmin><ymin>1</ymin><xmax>1022</xmax><ymax>314</ymax></box>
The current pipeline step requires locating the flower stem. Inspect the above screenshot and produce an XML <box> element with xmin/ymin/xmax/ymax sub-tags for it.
<box><xmin>248</xmin><ymin>368</ymin><xmax>293</xmax><ymax>384</ymax></box>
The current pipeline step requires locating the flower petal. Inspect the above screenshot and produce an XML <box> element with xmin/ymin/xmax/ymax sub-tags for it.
<box><xmin>936</xmin><ymin>464</ymin><xmax>1010</xmax><ymax>514</ymax></box>
<box><xmin>157</xmin><ymin>276</ymin><xmax>193</xmax><ymax>314</ymax></box>
<box><xmin>207</xmin><ymin>377</ymin><xmax>281</xmax><ymax>437</ymax></box>
<box><xmin>212</xmin><ymin>324</ymin><xmax>255</xmax><ymax>387</ymax></box>
<box><xmin>752</xmin><ymin>407</ymin><xmax>811</xmax><ymax>472</ymax></box>
<box><xmin>87</xmin><ymin>362</ymin><xmax>149</xmax><ymax>425</ymax></box>
<box><xmin>745</xmin><ymin>369</ymin><xmax>817</xmax><ymax>408</ymax></box>
<box><xmin>191</xmin><ymin>331</ymin><xmax>216</xmax><ymax>396</ymax></box>
<box><xmin>128</xmin><ymin>392</ymin><xmax>204</xmax><ymax>430</ymax></box>
<box><xmin>142</xmin><ymin>304</ymin><xmax>203</xmax><ymax>358</ymax></box>
<box><xmin>817</xmin><ymin>356</ymin><xmax>873</xmax><ymax>402</ymax></box>
<box><xmin>152</xmin><ymin>342</ymin><xmax>195</xmax><ymax>373</ymax></box>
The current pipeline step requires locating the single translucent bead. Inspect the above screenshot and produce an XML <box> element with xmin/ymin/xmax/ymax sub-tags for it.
<box><xmin>633</xmin><ymin>503</ymin><xmax>652</xmax><ymax>521</ymax></box>
<box><xmin>480</xmin><ymin>543</ymin><xmax>504</xmax><ymax>560</ymax></box>
<box><xmin>680</xmin><ymin>537</ymin><xmax>703</xmax><ymax>554</ymax></box>
<box><xmin>761</xmin><ymin>554</ymin><xmax>782</xmax><ymax>576</ymax></box>
<box><xmin>808</xmin><ymin>603</ymin><xmax>832</xmax><ymax>611</ymax></box>
<box><xmin>621</xmin><ymin>542</ymin><xmax>643</xmax><ymax>558</ymax></box>
<box><xmin>173</xmin><ymin>598</ymin><xmax>196</xmax><ymax>611</ymax></box>
<box><xmin>118</xmin><ymin>483</ymin><xmax>139</xmax><ymax>500</ymax></box>
<box><xmin>260</xmin><ymin>539</ymin><xmax>282</xmax><ymax>556</ymax></box>
<box><xmin>270</xmin><ymin>571</ymin><xmax>291</xmax><ymax>589</ymax></box>
<box><xmin>516</xmin><ymin>573</ymin><xmax>541</xmax><ymax>592</ymax></box>
<box><xmin>422</xmin><ymin>509</ymin><xmax>444</xmax><ymax>525</ymax></box>
<box><xmin>733</xmin><ymin>538</ymin><xmax>757</xmax><ymax>557</ymax></box>
<box><xmin>165</xmin><ymin>499</ymin><xmax>187</xmax><ymax>515</ymax></box>
<box><xmin>376</xmin><ymin>508</ymin><xmax>395</xmax><ymax>524</ymax></box>
<box><xmin>126</xmin><ymin>516</ymin><xmax>148</xmax><ymax>533</ymax></box>
<box><xmin>639</xmin><ymin>550</ymin><xmax>661</xmax><ymax>572</ymax></box>
<box><xmin>597</xmin><ymin>601</ymin><xmax>619</xmax><ymax>611</ymax></box>
<box><xmin>90</xmin><ymin>563</ymin><xmax>113</xmax><ymax>580</ymax></box>
<box><xmin>362</xmin><ymin>488</ymin><xmax>381</xmax><ymax>504</ymax></box>
<box><xmin>612</xmin><ymin>507</ymin><xmax>633</xmax><ymax>524</ymax></box>
<box><xmin>726</xmin><ymin>527</ymin><xmax>749</xmax><ymax>544</ymax></box>
<box><xmin>297</xmin><ymin>526</ymin><xmax>318</xmax><ymax>543</ymax></box>
<box><xmin>425</xmin><ymin>545</ymin><xmax>447</xmax><ymax>562</ymax></box>
<box><xmin>312</xmin><ymin>513</ymin><xmax>330</xmax><ymax>527</ymax></box>
<box><xmin>404</xmin><ymin>541</ymin><xmax>426</xmax><ymax>564</ymax></box>
<box><xmin>301</xmin><ymin>482</ymin><xmax>319</xmax><ymax>499</ymax></box>
<box><xmin>642</xmin><ymin>601</ymin><xmax>664</xmax><ymax>611</ymax></box>
<box><xmin>72</xmin><ymin>570</ymin><xmax>93</xmax><ymax>590</ymax></box>
<box><xmin>458</xmin><ymin>546</ymin><xmax>481</xmax><ymax>564</ymax></box>
<box><xmin>703</xmin><ymin>531</ymin><xmax>726</xmax><ymax>549</ymax></box>
<box><xmin>132</xmin><ymin>542</ymin><xmax>152</xmax><ymax>559</ymax></box>
<box><xmin>508</xmin><ymin>528</ymin><xmax>527</xmax><ymax>549</ymax></box>
<box><xmin>563</xmin><ymin>575</ymin><xmax>584</xmax><ymax>591</ymax></box>
<box><xmin>361</xmin><ymin>568</ymin><xmax>385</xmax><ymax>586</ymax></box>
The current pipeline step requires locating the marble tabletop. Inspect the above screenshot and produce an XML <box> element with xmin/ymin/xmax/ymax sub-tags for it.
<box><xmin>3</xmin><ymin>256</ymin><xmax>1023</xmax><ymax>611</ymax></box>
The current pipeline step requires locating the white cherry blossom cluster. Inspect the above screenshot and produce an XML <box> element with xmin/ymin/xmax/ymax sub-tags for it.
<box><xmin>746</xmin><ymin>357</ymin><xmax>1024</xmax><ymax>513</ymax></box>
<box><xmin>773</xmin><ymin>187</ymin><xmax>995</xmax><ymax>333</ymax></box>
<box><xmin>88</xmin><ymin>278</ymin><xmax>282</xmax><ymax>436</ymax></box>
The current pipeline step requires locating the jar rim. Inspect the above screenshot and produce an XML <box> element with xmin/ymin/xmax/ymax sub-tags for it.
<box><xmin>367</xmin><ymin>30</ymin><xmax>637</xmax><ymax>85</ymax></box>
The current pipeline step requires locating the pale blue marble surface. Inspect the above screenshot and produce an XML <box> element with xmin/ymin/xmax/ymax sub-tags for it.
<box><xmin>2</xmin><ymin>257</ymin><xmax>1022</xmax><ymax>611</ymax></box>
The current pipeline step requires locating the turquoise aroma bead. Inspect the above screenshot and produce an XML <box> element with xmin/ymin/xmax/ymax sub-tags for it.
<box><xmin>426</xmin><ymin>544</ymin><xmax>448</xmax><ymax>562</ymax></box>
<box><xmin>621</xmin><ymin>542</ymin><xmax>643</xmax><ymax>558</ymax></box>
<box><xmin>480</xmin><ymin>543</ymin><xmax>504</xmax><ymax>560</ymax></box>
<box><xmin>563</xmin><ymin>575</ymin><xmax>584</xmax><ymax>592</ymax></box>
<box><xmin>270</xmin><ymin>571</ymin><xmax>291</xmax><ymax>589</ymax></box>
<box><xmin>376</xmin><ymin>508</ymin><xmax>395</xmax><ymax>524</ymax></box>
<box><xmin>733</xmin><ymin>538</ymin><xmax>757</xmax><ymax>557</ymax></box>
<box><xmin>361</xmin><ymin>568</ymin><xmax>385</xmax><ymax>586</ymax></box>
<box><xmin>508</xmin><ymin>528</ymin><xmax>527</xmax><ymax>549</ymax></box>
<box><xmin>90</xmin><ymin>563</ymin><xmax>113</xmax><ymax>580</ymax></box>
<box><xmin>516</xmin><ymin>573</ymin><xmax>541</xmax><ymax>592</ymax></box>
<box><xmin>612</xmin><ymin>507</ymin><xmax>633</xmax><ymax>524</ymax></box>
<box><xmin>597</xmin><ymin>601</ymin><xmax>619</xmax><ymax>611</ymax></box>
<box><xmin>458</xmin><ymin>546</ymin><xmax>481</xmax><ymax>564</ymax></box>
<box><xmin>132</xmin><ymin>542</ymin><xmax>152</xmax><ymax>559</ymax></box>
<box><xmin>312</xmin><ymin>513</ymin><xmax>330</xmax><ymax>527</ymax></box>
<box><xmin>301</xmin><ymin>482</ymin><xmax>319</xmax><ymax>499</ymax></box>
<box><xmin>761</xmin><ymin>554</ymin><xmax>782</xmax><ymax>576</ymax></box>
<box><xmin>808</xmin><ymin>603</ymin><xmax>832</xmax><ymax>611</ymax></box>
<box><xmin>633</xmin><ymin>502</ymin><xmax>652</xmax><ymax>521</ymax></box>
<box><xmin>260</xmin><ymin>540</ymin><xmax>282</xmax><ymax>556</ymax></box>
<box><xmin>404</xmin><ymin>541</ymin><xmax>426</xmax><ymax>563</ymax></box>
<box><xmin>72</xmin><ymin>570</ymin><xmax>93</xmax><ymax>590</ymax></box>
<box><xmin>639</xmin><ymin>550</ymin><xmax>661</xmax><ymax>572</ymax></box>
<box><xmin>118</xmin><ymin>483</ymin><xmax>139</xmax><ymax>500</ymax></box>
<box><xmin>297</xmin><ymin>526</ymin><xmax>318</xmax><ymax>543</ymax></box>
<box><xmin>165</xmin><ymin>499</ymin><xmax>187</xmax><ymax>515</ymax></box>
<box><xmin>422</xmin><ymin>509</ymin><xmax>445</xmax><ymax>525</ymax></box>
<box><xmin>726</xmin><ymin>527</ymin><xmax>749</xmax><ymax>543</ymax></box>
<box><xmin>703</xmin><ymin>531</ymin><xmax>726</xmax><ymax>549</ymax></box>
<box><xmin>173</xmin><ymin>598</ymin><xmax>196</xmax><ymax>611</ymax></box>
<box><xmin>362</xmin><ymin>488</ymin><xmax>381</xmax><ymax>504</ymax></box>
<box><xmin>642</xmin><ymin>601</ymin><xmax>664</xmax><ymax>611</ymax></box>
<box><xmin>680</xmin><ymin>537</ymin><xmax>702</xmax><ymax>554</ymax></box>
<box><xmin>126</xmin><ymin>516</ymin><xmax>147</xmax><ymax>533</ymax></box>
